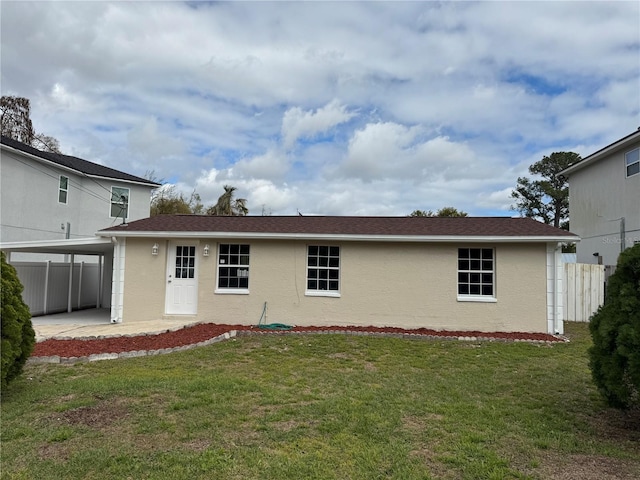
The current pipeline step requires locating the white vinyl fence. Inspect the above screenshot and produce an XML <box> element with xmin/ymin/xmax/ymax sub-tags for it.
<box><xmin>563</xmin><ymin>263</ymin><xmax>605</xmax><ymax>322</ymax></box>
<box><xmin>12</xmin><ymin>261</ymin><xmax>103</xmax><ymax>316</ymax></box>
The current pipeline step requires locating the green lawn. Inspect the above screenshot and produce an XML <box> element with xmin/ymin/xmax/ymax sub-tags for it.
<box><xmin>1</xmin><ymin>323</ymin><xmax>638</xmax><ymax>479</ymax></box>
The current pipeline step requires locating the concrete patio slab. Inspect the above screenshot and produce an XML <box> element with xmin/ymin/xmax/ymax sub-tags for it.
<box><xmin>31</xmin><ymin>309</ymin><xmax>200</xmax><ymax>341</ymax></box>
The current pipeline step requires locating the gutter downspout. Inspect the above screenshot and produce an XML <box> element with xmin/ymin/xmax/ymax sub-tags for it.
<box><xmin>553</xmin><ymin>242</ymin><xmax>563</xmax><ymax>335</ymax></box>
<box><xmin>110</xmin><ymin>237</ymin><xmax>123</xmax><ymax>323</ymax></box>
<box><xmin>547</xmin><ymin>242</ymin><xmax>563</xmax><ymax>335</ymax></box>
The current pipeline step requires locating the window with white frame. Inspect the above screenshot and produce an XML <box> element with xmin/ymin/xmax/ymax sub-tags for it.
<box><xmin>626</xmin><ymin>148</ymin><xmax>639</xmax><ymax>177</ymax></box>
<box><xmin>307</xmin><ymin>245</ymin><xmax>340</xmax><ymax>293</ymax></box>
<box><xmin>458</xmin><ymin>248</ymin><xmax>494</xmax><ymax>297</ymax></box>
<box><xmin>217</xmin><ymin>244</ymin><xmax>250</xmax><ymax>290</ymax></box>
<box><xmin>58</xmin><ymin>175</ymin><xmax>69</xmax><ymax>204</ymax></box>
<box><xmin>110</xmin><ymin>186</ymin><xmax>129</xmax><ymax>219</ymax></box>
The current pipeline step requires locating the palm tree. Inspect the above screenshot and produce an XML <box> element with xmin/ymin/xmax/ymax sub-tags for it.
<box><xmin>207</xmin><ymin>185</ymin><xmax>249</xmax><ymax>216</ymax></box>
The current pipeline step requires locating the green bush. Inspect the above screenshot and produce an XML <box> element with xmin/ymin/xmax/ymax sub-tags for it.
<box><xmin>588</xmin><ymin>243</ymin><xmax>640</xmax><ymax>409</ymax></box>
<box><xmin>1</xmin><ymin>251</ymin><xmax>35</xmax><ymax>389</ymax></box>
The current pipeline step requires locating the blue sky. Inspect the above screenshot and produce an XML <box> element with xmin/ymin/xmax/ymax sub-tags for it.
<box><xmin>1</xmin><ymin>1</ymin><xmax>638</xmax><ymax>216</ymax></box>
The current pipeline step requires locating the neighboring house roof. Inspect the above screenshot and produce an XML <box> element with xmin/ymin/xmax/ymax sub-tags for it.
<box><xmin>559</xmin><ymin>129</ymin><xmax>640</xmax><ymax>177</ymax></box>
<box><xmin>99</xmin><ymin>215</ymin><xmax>579</xmax><ymax>243</ymax></box>
<box><xmin>1</xmin><ymin>135</ymin><xmax>160</xmax><ymax>187</ymax></box>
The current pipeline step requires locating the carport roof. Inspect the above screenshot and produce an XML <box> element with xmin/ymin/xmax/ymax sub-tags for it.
<box><xmin>0</xmin><ymin>237</ymin><xmax>113</xmax><ymax>255</ymax></box>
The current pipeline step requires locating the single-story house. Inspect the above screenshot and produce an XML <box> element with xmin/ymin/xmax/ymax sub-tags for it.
<box><xmin>97</xmin><ymin>215</ymin><xmax>578</xmax><ymax>335</ymax></box>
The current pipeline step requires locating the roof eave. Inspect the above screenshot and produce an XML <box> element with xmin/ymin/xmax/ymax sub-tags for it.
<box><xmin>84</xmin><ymin>173</ymin><xmax>160</xmax><ymax>188</ymax></box>
<box><xmin>560</xmin><ymin>130</ymin><xmax>640</xmax><ymax>177</ymax></box>
<box><xmin>1</xmin><ymin>142</ymin><xmax>160</xmax><ymax>187</ymax></box>
<box><xmin>2</xmin><ymin>143</ymin><xmax>84</xmax><ymax>177</ymax></box>
<box><xmin>96</xmin><ymin>230</ymin><xmax>580</xmax><ymax>243</ymax></box>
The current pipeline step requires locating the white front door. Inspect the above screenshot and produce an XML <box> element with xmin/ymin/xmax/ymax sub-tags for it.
<box><xmin>165</xmin><ymin>242</ymin><xmax>198</xmax><ymax>315</ymax></box>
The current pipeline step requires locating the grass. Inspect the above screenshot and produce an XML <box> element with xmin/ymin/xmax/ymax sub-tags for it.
<box><xmin>1</xmin><ymin>323</ymin><xmax>639</xmax><ymax>479</ymax></box>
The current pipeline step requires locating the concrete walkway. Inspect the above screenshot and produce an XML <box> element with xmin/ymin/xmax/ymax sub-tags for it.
<box><xmin>32</xmin><ymin>309</ymin><xmax>200</xmax><ymax>341</ymax></box>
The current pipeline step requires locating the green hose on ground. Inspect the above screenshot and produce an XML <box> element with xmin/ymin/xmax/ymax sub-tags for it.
<box><xmin>257</xmin><ymin>301</ymin><xmax>293</xmax><ymax>330</ymax></box>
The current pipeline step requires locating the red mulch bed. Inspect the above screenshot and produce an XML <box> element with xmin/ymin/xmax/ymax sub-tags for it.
<box><xmin>31</xmin><ymin>323</ymin><xmax>565</xmax><ymax>359</ymax></box>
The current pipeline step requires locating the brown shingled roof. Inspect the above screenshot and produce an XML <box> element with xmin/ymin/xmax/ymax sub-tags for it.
<box><xmin>99</xmin><ymin>215</ymin><xmax>578</xmax><ymax>239</ymax></box>
<box><xmin>1</xmin><ymin>135</ymin><xmax>160</xmax><ymax>186</ymax></box>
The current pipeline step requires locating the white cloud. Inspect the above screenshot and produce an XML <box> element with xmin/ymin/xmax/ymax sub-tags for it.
<box><xmin>338</xmin><ymin>123</ymin><xmax>476</xmax><ymax>183</ymax></box>
<box><xmin>232</xmin><ymin>149</ymin><xmax>290</xmax><ymax>182</ymax></box>
<box><xmin>476</xmin><ymin>187</ymin><xmax>516</xmax><ymax>212</ymax></box>
<box><xmin>1</xmin><ymin>1</ymin><xmax>637</xmax><ymax>217</ymax></box>
<box><xmin>244</xmin><ymin>179</ymin><xmax>298</xmax><ymax>214</ymax></box>
<box><xmin>127</xmin><ymin>116</ymin><xmax>185</xmax><ymax>159</ymax></box>
<box><xmin>281</xmin><ymin>100</ymin><xmax>356</xmax><ymax>149</ymax></box>
<box><xmin>190</xmin><ymin>167</ymin><xmax>296</xmax><ymax>214</ymax></box>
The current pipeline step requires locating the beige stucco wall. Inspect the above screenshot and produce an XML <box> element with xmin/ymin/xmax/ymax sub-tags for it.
<box><xmin>121</xmin><ymin>238</ymin><xmax>549</xmax><ymax>333</ymax></box>
<box><xmin>121</xmin><ymin>239</ymin><xmax>174</xmax><ymax>322</ymax></box>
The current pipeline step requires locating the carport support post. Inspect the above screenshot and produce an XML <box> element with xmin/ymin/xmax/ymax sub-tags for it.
<box><xmin>67</xmin><ymin>253</ymin><xmax>74</xmax><ymax>313</ymax></box>
<box><xmin>97</xmin><ymin>254</ymin><xmax>103</xmax><ymax>308</ymax></box>
<box><xmin>110</xmin><ymin>237</ymin><xmax>124</xmax><ymax>323</ymax></box>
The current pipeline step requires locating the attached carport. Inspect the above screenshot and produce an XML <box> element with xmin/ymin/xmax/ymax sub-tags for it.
<box><xmin>1</xmin><ymin>237</ymin><xmax>115</xmax><ymax>322</ymax></box>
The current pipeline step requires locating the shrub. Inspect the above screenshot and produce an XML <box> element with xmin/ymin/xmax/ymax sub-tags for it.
<box><xmin>1</xmin><ymin>252</ymin><xmax>35</xmax><ymax>389</ymax></box>
<box><xmin>588</xmin><ymin>243</ymin><xmax>640</xmax><ymax>409</ymax></box>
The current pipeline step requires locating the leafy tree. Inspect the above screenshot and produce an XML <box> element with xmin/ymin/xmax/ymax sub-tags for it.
<box><xmin>151</xmin><ymin>186</ymin><xmax>204</xmax><ymax>216</ymax></box>
<box><xmin>1</xmin><ymin>96</ymin><xmax>34</xmax><ymax>144</ymax></box>
<box><xmin>148</xmin><ymin>181</ymin><xmax>248</xmax><ymax>217</ymax></box>
<box><xmin>511</xmin><ymin>152</ymin><xmax>580</xmax><ymax>229</ymax></box>
<box><xmin>1</xmin><ymin>252</ymin><xmax>35</xmax><ymax>389</ymax></box>
<box><xmin>588</xmin><ymin>243</ymin><xmax>640</xmax><ymax>409</ymax></box>
<box><xmin>32</xmin><ymin>133</ymin><xmax>61</xmax><ymax>153</ymax></box>
<box><xmin>1</xmin><ymin>96</ymin><xmax>61</xmax><ymax>153</ymax></box>
<box><xmin>206</xmin><ymin>185</ymin><xmax>248</xmax><ymax>216</ymax></box>
<box><xmin>409</xmin><ymin>207</ymin><xmax>468</xmax><ymax>217</ymax></box>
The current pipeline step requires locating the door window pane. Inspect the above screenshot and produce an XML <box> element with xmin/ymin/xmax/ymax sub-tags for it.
<box><xmin>175</xmin><ymin>245</ymin><xmax>196</xmax><ymax>279</ymax></box>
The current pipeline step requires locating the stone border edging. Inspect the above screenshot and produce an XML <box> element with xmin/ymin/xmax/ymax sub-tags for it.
<box><xmin>237</xmin><ymin>329</ymin><xmax>569</xmax><ymax>344</ymax></box>
<box><xmin>28</xmin><ymin>330</ymin><xmax>237</xmax><ymax>365</ymax></box>
<box><xmin>28</xmin><ymin>327</ymin><xmax>568</xmax><ymax>365</ymax></box>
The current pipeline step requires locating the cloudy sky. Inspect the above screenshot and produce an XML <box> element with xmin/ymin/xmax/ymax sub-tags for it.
<box><xmin>2</xmin><ymin>1</ymin><xmax>638</xmax><ymax>216</ymax></box>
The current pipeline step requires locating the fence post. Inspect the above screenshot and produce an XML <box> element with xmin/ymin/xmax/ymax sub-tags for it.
<box><xmin>67</xmin><ymin>254</ymin><xmax>74</xmax><ymax>313</ymax></box>
<box><xmin>43</xmin><ymin>260</ymin><xmax>51</xmax><ymax>315</ymax></box>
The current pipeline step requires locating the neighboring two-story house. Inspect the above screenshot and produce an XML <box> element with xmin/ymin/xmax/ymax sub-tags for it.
<box><xmin>1</xmin><ymin>135</ymin><xmax>160</xmax><ymax>257</ymax></box>
<box><xmin>560</xmin><ymin>129</ymin><xmax>640</xmax><ymax>266</ymax></box>
<box><xmin>0</xmin><ymin>135</ymin><xmax>160</xmax><ymax>315</ymax></box>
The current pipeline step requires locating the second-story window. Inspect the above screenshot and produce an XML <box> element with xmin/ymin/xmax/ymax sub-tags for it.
<box><xmin>626</xmin><ymin>148</ymin><xmax>639</xmax><ymax>177</ymax></box>
<box><xmin>110</xmin><ymin>186</ymin><xmax>130</xmax><ymax>219</ymax></box>
<box><xmin>58</xmin><ymin>175</ymin><xmax>69</xmax><ymax>204</ymax></box>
